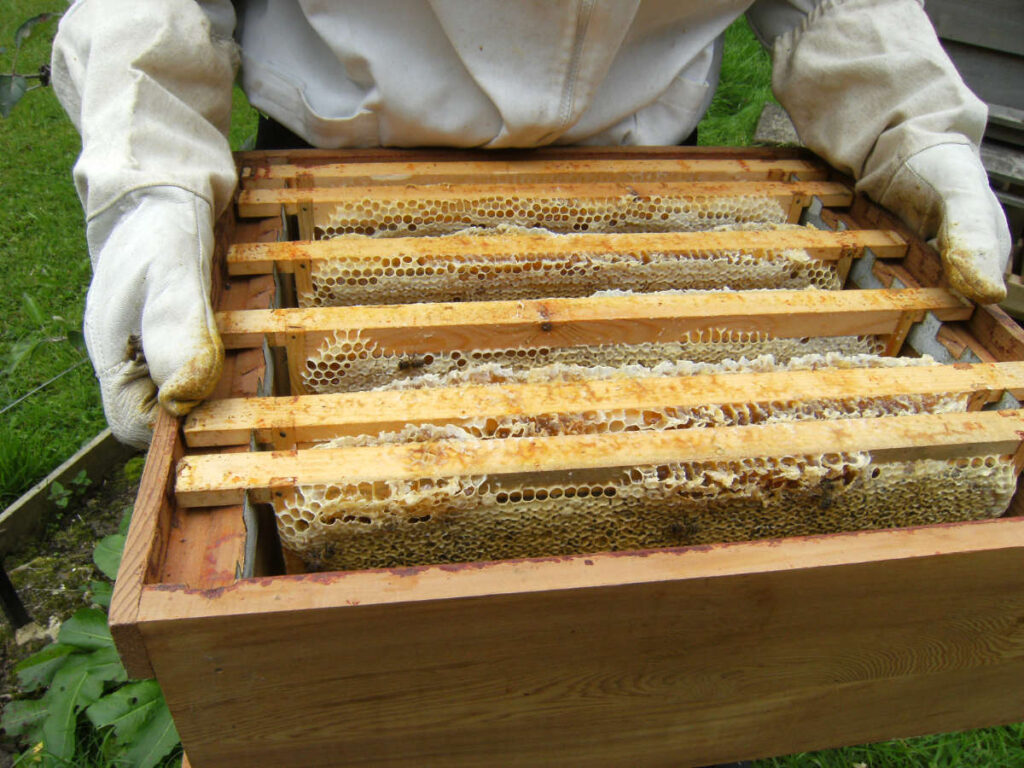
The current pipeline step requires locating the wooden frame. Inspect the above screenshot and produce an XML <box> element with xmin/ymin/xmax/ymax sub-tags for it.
<box><xmin>236</xmin><ymin>179</ymin><xmax>852</xmax><ymax>218</ymax></box>
<box><xmin>239</xmin><ymin>155</ymin><xmax>830</xmax><ymax>188</ymax></box>
<box><xmin>110</xmin><ymin>148</ymin><xmax>1024</xmax><ymax>768</ymax></box>
<box><xmin>177</xmin><ymin>409</ymin><xmax>1024</xmax><ymax>507</ymax></box>
<box><xmin>184</xmin><ymin>361</ymin><xmax>1024</xmax><ymax>447</ymax></box>
<box><xmin>225</xmin><ymin>228</ymin><xmax>908</xmax><ymax>275</ymax></box>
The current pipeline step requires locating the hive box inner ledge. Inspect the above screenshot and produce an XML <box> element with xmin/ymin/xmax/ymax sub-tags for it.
<box><xmin>111</xmin><ymin>146</ymin><xmax>1024</xmax><ymax>768</ymax></box>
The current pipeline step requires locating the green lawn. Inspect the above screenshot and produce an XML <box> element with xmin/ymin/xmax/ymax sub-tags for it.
<box><xmin>1</xmin><ymin>4</ymin><xmax>1021</xmax><ymax>766</ymax></box>
<box><xmin>1</xmin><ymin>2</ymin><xmax>102</xmax><ymax>506</ymax></box>
<box><xmin>698</xmin><ymin>17</ymin><xmax>776</xmax><ymax>146</ymax></box>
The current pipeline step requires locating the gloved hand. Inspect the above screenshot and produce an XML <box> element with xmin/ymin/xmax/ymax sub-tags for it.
<box><xmin>754</xmin><ymin>0</ymin><xmax>1011</xmax><ymax>304</ymax></box>
<box><xmin>878</xmin><ymin>144</ymin><xmax>1010</xmax><ymax>304</ymax></box>
<box><xmin>51</xmin><ymin>0</ymin><xmax>238</xmax><ymax>446</ymax></box>
<box><xmin>85</xmin><ymin>188</ymin><xmax>222</xmax><ymax>448</ymax></box>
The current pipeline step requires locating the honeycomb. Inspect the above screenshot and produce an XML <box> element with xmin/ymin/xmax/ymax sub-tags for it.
<box><xmin>273</xmin><ymin>352</ymin><xmax>1016</xmax><ymax>571</ymax></box>
<box><xmin>317</xmin><ymin>191</ymin><xmax>788</xmax><ymax>239</ymax></box>
<box><xmin>267</xmin><ymin>175</ymin><xmax>1011</xmax><ymax>573</ymax></box>
<box><xmin>276</xmin><ymin>445</ymin><xmax>1013</xmax><ymax>573</ymax></box>
<box><xmin>305</xmin><ymin>226</ymin><xmax>838</xmax><ymax>307</ymax></box>
<box><xmin>302</xmin><ymin>327</ymin><xmax>884</xmax><ymax>394</ymax></box>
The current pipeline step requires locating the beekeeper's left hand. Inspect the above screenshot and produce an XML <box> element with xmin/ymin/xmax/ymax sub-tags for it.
<box><xmin>750</xmin><ymin>0</ymin><xmax>1011</xmax><ymax>304</ymax></box>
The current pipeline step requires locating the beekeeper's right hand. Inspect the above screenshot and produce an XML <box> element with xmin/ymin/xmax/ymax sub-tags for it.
<box><xmin>83</xmin><ymin>189</ymin><xmax>222</xmax><ymax>448</ymax></box>
<box><xmin>51</xmin><ymin>0</ymin><xmax>238</xmax><ymax>447</ymax></box>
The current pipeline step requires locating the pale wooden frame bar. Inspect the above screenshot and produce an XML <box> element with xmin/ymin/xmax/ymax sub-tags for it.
<box><xmin>177</xmin><ymin>409</ymin><xmax>1024</xmax><ymax>508</ymax></box>
<box><xmin>239</xmin><ymin>156</ymin><xmax>829</xmax><ymax>188</ymax></box>
<box><xmin>217</xmin><ymin>287</ymin><xmax>970</xmax><ymax>351</ymax></box>
<box><xmin>185</xmin><ymin>361</ymin><xmax>1024</xmax><ymax>447</ymax></box>
<box><xmin>236</xmin><ymin>179</ymin><xmax>852</xmax><ymax>218</ymax></box>
<box><xmin>226</xmin><ymin>228</ymin><xmax>907</xmax><ymax>276</ymax></box>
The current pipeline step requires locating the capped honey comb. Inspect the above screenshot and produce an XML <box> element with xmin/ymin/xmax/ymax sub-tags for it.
<box><xmin>306</xmin><ymin>225</ymin><xmax>839</xmax><ymax>308</ymax></box>
<box><xmin>317</xmin><ymin>191</ymin><xmax>789</xmax><ymax>239</ymax></box>
<box><xmin>302</xmin><ymin>327</ymin><xmax>884</xmax><ymax>394</ymax></box>
<box><xmin>278</xmin><ymin>454</ymin><xmax>1014</xmax><ymax>572</ymax></box>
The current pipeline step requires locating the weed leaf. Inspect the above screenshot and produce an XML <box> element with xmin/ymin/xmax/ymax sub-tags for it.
<box><xmin>48</xmin><ymin>480</ymin><xmax>71</xmax><ymax>509</ymax></box>
<box><xmin>42</xmin><ymin>654</ymin><xmax>105</xmax><ymax>761</ymax></box>
<box><xmin>58</xmin><ymin>608</ymin><xmax>113</xmax><ymax>651</ymax></box>
<box><xmin>84</xmin><ymin>645</ymin><xmax>127</xmax><ymax>687</ymax></box>
<box><xmin>0</xmin><ymin>74</ymin><xmax>28</xmax><ymax>118</ymax></box>
<box><xmin>22</xmin><ymin>293</ymin><xmax>46</xmax><ymax>326</ymax></box>
<box><xmin>86</xmin><ymin>680</ymin><xmax>163</xmax><ymax>743</ymax></box>
<box><xmin>5</xmin><ymin>335</ymin><xmax>41</xmax><ymax>373</ymax></box>
<box><xmin>121</xmin><ymin>695</ymin><xmax>180</xmax><ymax>768</ymax></box>
<box><xmin>14</xmin><ymin>13</ymin><xmax>57</xmax><ymax>48</ymax></box>
<box><xmin>1</xmin><ymin>697</ymin><xmax>49</xmax><ymax>739</ymax></box>
<box><xmin>14</xmin><ymin>644</ymin><xmax>75</xmax><ymax>693</ymax></box>
<box><xmin>89</xmin><ymin>580</ymin><xmax>113</xmax><ymax>608</ymax></box>
<box><xmin>93</xmin><ymin>533</ymin><xmax>125</xmax><ymax>580</ymax></box>
<box><xmin>71</xmin><ymin>468</ymin><xmax>90</xmax><ymax>489</ymax></box>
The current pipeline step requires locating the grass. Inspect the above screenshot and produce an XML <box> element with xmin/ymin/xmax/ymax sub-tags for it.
<box><xmin>758</xmin><ymin>725</ymin><xmax>1024</xmax><ymax>767</ymax></box>
<box><xmin>698</xmin><ymin>17</ymin><xmax>776</xmax><ymax>146</ymax></box>
<box><xmin>0</xmin><ymin>5</ymin><xmax>1021</xmax><ymax>766</ymax></box>
<box><xmin>0</xmin><ymin>1</ymin><xmax>103</xmax><ymax>507</ymax></box>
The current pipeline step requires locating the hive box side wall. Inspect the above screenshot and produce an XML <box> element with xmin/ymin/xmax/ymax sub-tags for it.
<box><xmin>108</xmin><ymin>408</ymin><xmax>181</xmax><ymax>679</ymax></box>
<box><xmin>139</xmin><ymin>529</ymin><xmax>1024</xmax><ymax>768</ymax></box>
<box><xmin>110</xmin><ymin>212</ymin><xmax>279</xmax><ymax>677</ymax></box>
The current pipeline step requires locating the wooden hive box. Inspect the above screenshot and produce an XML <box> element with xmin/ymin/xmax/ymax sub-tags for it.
<box><xmin>111</xmin><ymin>147</ymin><xmax>1024</xmax><ymax>768</ymax></box>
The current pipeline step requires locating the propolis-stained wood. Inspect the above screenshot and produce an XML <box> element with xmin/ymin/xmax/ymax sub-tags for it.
<box><xmin>235</xmin><ymin>179</ymin><xmax>853</xmax><ymax>217</ymax></box>
<box><xmin>183</xmin><ymin>361</ymin><xmax>1024</xmax><ymax>447</ymax></box>
<box><xmin>238</xmin><ymin>155</ymin><xmax>829</xmax><ymax>188</ymax></box>
<box><xmin>109</xmin><ymin>147</ymin><xmax>1024</xmax><ymax>768</ymax></box>
<box><xmin>176</xmin><ymin>409</ymin><xmax>1024</xmax><ymax>508</ymax></box>
<box><xmin>225</xmin><ymin>228</ymin><xmax>908</xmax><ymax>275</ymax></box>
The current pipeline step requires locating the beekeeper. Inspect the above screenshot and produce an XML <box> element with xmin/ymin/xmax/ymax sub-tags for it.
<box><xmin>51</xmin><ymin>0</ymin><xmax>1010</xmax><ymax>448</ymax></box>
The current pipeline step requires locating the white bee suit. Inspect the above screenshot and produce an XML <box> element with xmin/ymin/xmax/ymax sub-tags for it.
<box><xmin>51</xmin><ymin>0</ymin><xmax>1009</xmax><ymax>447</ymax></box>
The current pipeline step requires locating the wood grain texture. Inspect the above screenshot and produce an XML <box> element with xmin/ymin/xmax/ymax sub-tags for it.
<box><xmin>225</xmin><ymin>228</ymin><xmax>907</xmax><ymax>275</ymax></box>
<box><xmin>184</xmin><ymin>361</ymin><xmax>1024</xmax><ymax>447</ymax></box>
<box><xmin>235</xmin><ymin>145</ymin><xmax>813</xmax><ymax>172</ymax></box>
<box><xmin>138</xmin><ymin>518</ymin><xmax>1024</xmax><ymax>767</ymax></box>
<box><xmin>108</xmin><ymin>408</ymin><xmax>181</xmax><ymax>680</ymax></box>
<box><xmin>849</xmin><ymin>195</ymin><xmax>946</xmax><ymax>291</ymax></box>
<box><xmin>175</xmin><ymin>409</ymin><xmax>1024</xmax><ymax>508</ymax></box>
<box><xmin>970</xmin><ymin>304</ymin><xmax>1024</xmax><ymax>363</ymax></box>
<box><xmin>216</xmin><ymin>287</ymin><xmax>972</xmax><ymax>352</ymax></box>
<box><xmin>138</xmin><ymin>516</ymin><xmax>1024</xmax><ymax>616</ymax></box>
<box><xmin>237</xmin><ymin>180</ymin><xmax>853</xmax><ymax>217</ymax></box>
<box><xmin>157</xmin><ymin>273</ymin><xmax>277</xmax><ymax>589</ymax></box>
<box><xmin>239</xmin><ymin>157</ymin><xmax>829</xmax><ymax>189</ymax></box>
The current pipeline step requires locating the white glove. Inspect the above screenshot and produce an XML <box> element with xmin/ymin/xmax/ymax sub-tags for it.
<box><xmin>879</xmin><ymin>144</ymin><xmax>1010</xmax><ymax>303</ymax></box>
<box><xmin>84</xmin><ymin>188</ymin><xmax>222</xmax><ymax>448</ymax></box>
<box><xmin>763</xmin><ymin>0</ymin><xmax>1011</xmax><ymax>304</ymax></box>
<box><xmin>51</xmin><ymin>0</ymin><xmax>238</xmax><ymax>446</ymax></box>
